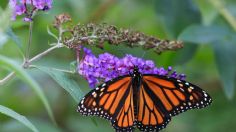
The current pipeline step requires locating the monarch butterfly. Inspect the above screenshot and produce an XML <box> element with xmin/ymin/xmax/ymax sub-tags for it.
<box><xmin>77</xmin><ymin>66</ymin><xmax>212</xmax><ymax>132</ymax></box>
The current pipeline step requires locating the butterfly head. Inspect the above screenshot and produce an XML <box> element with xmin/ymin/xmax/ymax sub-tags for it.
<box><xmin>133</xmin><ymin>65</ymin><xmax>139</xmax><ymax>72</ymax></box>
<box><xmin>131</xmin><ymin>65</ymin><xmax>142</xmax><ymax>78</ymax></box>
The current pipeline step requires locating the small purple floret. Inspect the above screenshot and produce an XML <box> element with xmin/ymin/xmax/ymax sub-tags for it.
<box><xmin>78</xmin><ymin>48</ymin><xmax>186</xmax><ymax>88</ymax></box>
<box><xmin>9</xmin><ymin>0</ymin><xmax>53</xmax><ymax>21</ymax></box>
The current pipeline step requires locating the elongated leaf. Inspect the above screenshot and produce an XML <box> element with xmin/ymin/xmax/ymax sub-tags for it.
<box><xmin>178</xmin><ymin>24</ymin><xmax>229</xmax><ymax>44</ymax></box>
<box><xmin>193</xmin><ymin>0</ymin><xmax>218</xmax><ymax>25</ymax></box>
<box><xmin>0</xmin><ymin>6</ymin><xmax>12</xmax><ymax>31</ymax></box>
<box><xmin>5</xmin><ymin>28</ymin><xmax>24</xmax><ymax>57</ymax></box>
<box><xmin>212</xmin><ymin>34</ymin><xmax>236</xmax><ymax>99</ymax></box>
<box><xmin>155</xmin><ymin>0</ymin><xmax>201</xmax><ymax>37</ymax></box>
<box><xmin>0</xmin><ymin>7</ymin><xmax>11</xmax><ymax>48</ymax></box>
<box><xmin>155</xmin><ymin>0</ymin><xmax>201</xmax><ymax>64</ymax></box>
<box><xmin>36</xmin><ymin>66</ymin><xmax>84</xmax><ymax>103</ymax></box>
<box><xmin>91</xmin><ymin>117</ymin><xmax>98</xmax><ymax>127</ymax></box>
<box><xmin>0</xmin><ymin>55</ymin><xmax>56</xmax><ymax>125</ymax></box>
<box><xmin>0</xmin><ymin>105</ymin><xmax>39</xmax><ymax>132</ymax></box>
<box><xmin>70</xmin><ymin>61</ymin><xmax>77</xmax><ymax>73</ymax></box>
<box><xmin>35</xmin><ymin>67</ymin><xmax>95</xmax><ymax>126</ymax></box>
<box><xmin>47</xmin><ymin>26</ymin><xmax>58</xmax><ymax>40</ymax></box>
<box><xmin>6</xmin><ymin>28</ymin><xmax>23</xmax><ymax>49</ymax></box>
<box><xmin>0</xmin><ymin>32</ymin><xmax>8</xmax><ymax>47</ymax></box>
<box><xmin>172</xmin><ymin>43</ymin><xmax>198</xmax><ymax>65</ymax></box>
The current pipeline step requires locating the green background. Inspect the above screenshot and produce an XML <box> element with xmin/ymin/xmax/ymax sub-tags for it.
<box><xmin>1</xmin><ymin>0</ymin><xmax>236</xmax><ymax>132</ymax></box>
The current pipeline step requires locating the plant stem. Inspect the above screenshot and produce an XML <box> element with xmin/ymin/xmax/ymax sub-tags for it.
<box><xmin>0</xmin><ymin>43</ymin><xmax>63</xmax><ymax>86</ymax></box>
<box><xmin>29</xmin><ymin>65</ymin><xmax>75</xmax><ymax>74</ymax></box>
<box><xmin>0</xmin><ymin>72</ymin><xmax>15</xmax><ymax>85</ymax></box>
<box><xmin>25</xmin><ymin>21</ymin><xmax>33</xmax><ymax>61</ymax></box>
<box><xmin>0</xmin><ymin>34</ymin><xmax>94</xmax><ymax>86</ymax></box>
<box><xmin>209</xmin><ymin>0</ymin><xmax>236</xmax><ymax>31</ymax></box>
<box><xmin>1</xmin><ymin>19</ymin><xmax>70</xmax><ymax>85</ymax></box>
<box><xmin>49</xmin><ymin>67</ymin><xmax>75</xmax><ymax>74</ymax></box>
<box><xmin>29</xmin><ymin>43</ymin><xmax>63</xmax><ymax>63</ymax></box>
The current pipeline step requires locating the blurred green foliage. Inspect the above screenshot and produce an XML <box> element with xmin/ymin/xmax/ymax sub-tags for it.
<box><xmin>0</xmin><ymin>0</ymin><xmax>236</xmax><ymax>132</ymax></box>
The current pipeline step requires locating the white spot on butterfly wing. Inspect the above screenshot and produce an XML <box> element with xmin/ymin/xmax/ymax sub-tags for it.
<box><xmin>81</xmin><ymin>100</ymin><xmax>84</xmax><ymax>104</ymax></box>
<box><xmin>102</xmin><ymin>83</ymin><xmax>106</xmax><ymax>87</ymax></box>
<box><xmin>100</xmin><ymin>88</ymin><xmax>105</xmax><ymax>92</ymax></box>
<box><xmin>189</xmin><ymin>86</ymin><xmax>194</xmax><ymax>89</ymax></box>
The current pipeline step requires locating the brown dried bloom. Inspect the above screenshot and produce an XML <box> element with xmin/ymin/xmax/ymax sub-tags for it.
<box><xmin>53</xmin><ymin>13</ymin><xmax>72</xmax><ymax>29</ymax></box>
<box><xmin>53</xmin><ymin>14</ymin><xmax>183</xmax><ymax>54</ymax></box>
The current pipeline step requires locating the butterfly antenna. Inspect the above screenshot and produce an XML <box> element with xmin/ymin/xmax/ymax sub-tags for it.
<box><xmin>141</xmin><ymin>51</ymin><xmax>146</xmax><ymax>58</ymax></box>
<box><xmin>109</xmin><ymin>47</ymin><xmax>127</xmax><ymax>57</ymax></box>
<box><xmin>120</xmin><ymin>49</ymin><xmax>126</xmax><ymax>57</ymax></box>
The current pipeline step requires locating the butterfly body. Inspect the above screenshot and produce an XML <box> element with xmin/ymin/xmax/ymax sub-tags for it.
<box><xmin>130</xmin><ymin>66</ymin><xmax>142</xmax><ymax>119</ymax></box>
<box><xmin>77</xmin><ymin>66</ymin><xmax>212</xmax><ymax>132</ymax></box>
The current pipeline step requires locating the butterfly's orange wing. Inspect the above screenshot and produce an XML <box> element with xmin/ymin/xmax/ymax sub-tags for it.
<box><xmin>136</xmin><ymin>75</ymin><xmax>212</xmax><ymax>131</ymax></box>
<box><xmin>77</xmin><ymin>76</ymin><xmax>135</xmax><ymax>131</ymax></box>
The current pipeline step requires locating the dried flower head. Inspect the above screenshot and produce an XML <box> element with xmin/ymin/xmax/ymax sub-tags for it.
<box><xmin>61</xmin><ymin>23</ymin><xmax>183</xmax><ymax>54</ymax></box>
<box><xmin>53</xmin><ymin>13</ymin><xmax>72</xmax><ymax>29</ymax></box>
<box><xmin>9</xmin><ymin>0</ymin><xmax>53</xmax><ymax>21</ymax></box>
<box><xmin>78</xmin><ymin>48</ymin><xmax>186</xmax><ymax>88</ymax></box>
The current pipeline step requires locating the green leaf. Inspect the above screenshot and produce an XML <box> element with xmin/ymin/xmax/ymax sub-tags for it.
<box><xmin>207</xmin><ymin>0</ymin><xmax>236</xmax><ymax>31</ymax></box>
<box><xmin>0</xmin><ymin>55</ymin><xmax>56</xmax><ymax>125</ymax></box>
<box><xmin>0</xmin><ymin>31</ymin><xmax>8</xmax><ymax>48</ymax></box>
<box><xmin>212</xmin><ymin>34</ymin><xmax>236</xmax><ymax>99</ymax></box>
<box><xmin>155</xmin><ymin>0</ymin><xmax>201</xmax><ymax>37</ymax></box>
<box><xmin>0</xmin><ymin>6</ymin><xmax>12</xmax><ymax>32</ymax></box>
<box><xmin>0</xmin><ymin>7</ymin><xmax>12</xmax><ymax>48</ymax></box>
<box><xmin>91</xmin><ymin>117</ymin><xmax>98</xmax><ymax>127</ymax></box>
<box><xmin>178</xmin><ymin>24</ymin><xmax>229</xmax><ymax>44</ymax></box>
<box><xmin>5</xmin><ymin>28</ymin><xmax>23</xmax><ymax>49</ymax></box>
<box><xmin>155</xmin><ymin>0</ymin><xmax>201</xmax><ymax>64</ymax></box>
<box><xmin>193</xmin><ymin>0</ymin><xmax>218</xmax><ymax>25</ymax></box>
<box><xmin>36</xmin><ymin>66</ymin><xmax>84</xmax><ymax>103</ymax></box>
<box><xmin>172</xmin><ymin>43</ymin><xmax>199</xmax><ymax>65</ymax></box>
<box><xmin>70</xmin><ymin>61</ymin><xmax>77</xmax><ymax>73</ymax></box>
<box><xmin>36</xmin><ymin>66</ymin><xmax>95</xmax><ymax>126</ymax></box>
<box><xmin>47</xmin><ymin>26</ymin><xmax>58</xmax><ymax>40</ymax></box>
<box><xmin>0</xmin><ymin>105</ymin><xmax>39</xmax><ymax>132</ymax></box>
<box><xmin>4</xmin><ymin>28</ymin><xmax>24</xmax><ymax>57</ymax></box>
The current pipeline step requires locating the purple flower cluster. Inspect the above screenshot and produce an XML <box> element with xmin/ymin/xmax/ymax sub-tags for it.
<box><xmin>78</xmin><ymin>48</ymin><xmax>186</xmax><ymax>88</ymax></box>
<box><xmin>9</xmin><ymin>0</ymin><xmax>53</xmax><ymax>21</ymax></box>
